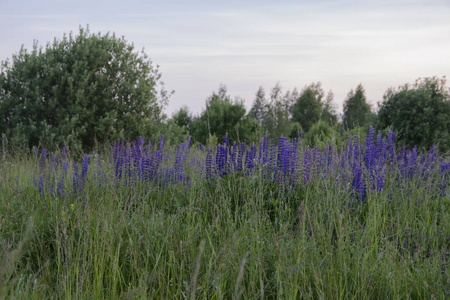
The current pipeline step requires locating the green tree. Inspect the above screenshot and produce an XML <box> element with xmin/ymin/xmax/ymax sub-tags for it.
<box><xmin>190</xmin><ymin>85</ymin><xmax>257</xmax><ymax>144</ymax></box>
<box><xmin>249</xmin><ymin>86</ymin><xmax>268</xmax><ymax>126</ymax></box>
<box><xmin>320</xmin><ymin>90</ymin><xmax>338</xmax><ymax>126</ymax></box>
<box><xmin>261</xmin><ymin>83</ymin><xmax>295</xmax><ymax>142</ymax></box>
<box><xmin>377</xmin><ymin>77</ymin><xmax>450</xmax><ymax>152</ymax></box>
<box><xmin>0</xmin><ymin>26</ymin><xmax>169</xmax><ymax>151</ymax></box>
<box><xmin>292</xmin><ymin>82</ymin><xmax>324</xmax><ymax>133</ymax></box>
<box><xmin>342</xmin><ymin>84</ymin><xmax>373</xmax><ymax>130</ymax></box>
<box><xmin>172</xmin><ymin>106</ymin><xmax>193</xmax><ymax>130</ymax></box>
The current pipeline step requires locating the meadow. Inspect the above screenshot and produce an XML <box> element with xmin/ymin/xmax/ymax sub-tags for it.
<box><xmin>0</xmin><ymin>126</ymin><xmax>449</xmax><ymax>299</ymax></box>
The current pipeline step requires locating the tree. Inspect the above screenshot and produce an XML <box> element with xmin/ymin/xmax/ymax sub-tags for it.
<box><xmin>0</xmin><ymin>26</ymin><xmax>169</xmax><ymax>150</ymax></box>
<box><xmin>320</xmin><ymin>90</ymin><xmax>338</xmax><ymax>126</ymax></box>
<box><xmin>342</xmin><ymin>84</ymin><xmax>373</xmax><ymax>130</ymax></box>
<box><xmin>190</xmin><ymin>85</ymin><xmax>257</xmax><ymax>144</ymax></box>
<box><xmin>249</xmin><ymin>86</ymin><xmax>268</xmax><ymax>126</ymax></box>
<box><xmin>292</xmin><ymin>82</ymin><xmax>324</xmax><ymax>132</ymax></box>
<box><xmin>261</xmin><ymin>83</ymin><xmax>296</xmax><ymax>142</ymax></box>
<box><xmin>172</xmin><ymin>106</ymin><xmax>193</xmax><ymax>130</ymax></box>
<box><xmin>377</xmin><ymin>77</ymin><xmax>450</xmax><ymax>152</ymax></box>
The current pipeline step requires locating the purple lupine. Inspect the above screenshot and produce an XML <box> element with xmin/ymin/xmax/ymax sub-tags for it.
<box><xmin>159</xmin><ymin>135</ymin><xmax>165</xmax><ymax>152</ymax></box>
<box><xmin>408</xmin><ymin>146</ymin><xmax>418</xmax><ymax>178</ymax></box>
<box><xmin>81</xmin><ymin>155</ymin><xmax>89</xmax><ymax>178</ymax></box>
<box><xmin>206</xmin><ymin>149</ymin><xmax>213</xmax><ymax>179</ymax></box>
<box><xmin>352</xmin><ymin>166</ymin><xmax>365</xmax><ymax>202</ymax></box>
<box><xmin>277</xmin><ymin>136</ymin><xmax>286</xmax><ymax>166</ymax></box>
<box><xmin>441</xmin><ymin>161</ymin><xmax>450</xmax><ymax>174</ymax></box>
<box><xmin>56</xmin><ymin>180</ymin><xmax>63</xmax><ymax>196</ymax></box>
<box><xmin>237</xmin><ymin>143</ymin><xmax>245</xmax><ymax>172</ymax></box>
<box><xmin>216</xmin><ymin>144</ymin><xmax>226</xmax><ymax>176</ymax></box>
<box><xmin>372</xmin><ymin>166</ymin><xmax>386</xmax><ymax>192</ymax></box>
<box><xmin>39</xmin><ymin>149</ymin><xmax>47</xmax><ymax>174</ymax></box>
<box><xmin>258</xmin><ymin>138</ymin><xmax>264</xmax><ymax>165</ymax></box>
<box><xmin>352</xmin><ymin>136</ymin><xmax>359</xmax><ymax>167</ymax></box>
<box><xmin>340</xmin><ymin>146</ymin><xmax>348</xmax><ymax>173</ymax></box>
<box><xmin>397</xmin><ymin>146</ymin><xmax>406</xmax><ymax>166</ymax></box>
<box><xmin>440</xmin><ymin>183</ymin><xmax>446</xmax><ymax>197</ymax></box>
<box><xmin>365</xmin><ymin>126</ymin><xmax>375</xmax><ymax>170</ymax></box>
<box><xmin>312</xmin><ymin>147</ymin><xmax>320</xmax><ymax>179</ymax></box>
<box><xmin>38</xmin><ymin>173</ymin><xmax>44</xmax><ymax>197</ymax></box>
<box><xmin>224</xmin><ymin>133</ymin><xmax>229</xmax><ymax>146</ymax></box>
<box><xmin>283</xmin><ymin>142</ymin><xmax>290</xmax><ymax>179</ymax></box>
<box><xmin>244</xmin><ymin>143</ymin><xmax>256</xmax><ymax>173</ymax></box>
<box><xmin>215</xmin><ymin>144</ymin><xmax>221</xmax><ymax>176</ymax></box>
<box><xmin>140</xmin><ymin>141</ymin><xmax>151</xmax><ymax>182</ymax></box>
<box><xmin>245</xmin><ymin>149</ymin><xmax>252</xmax><ymax>172</ymax></box>
<box><xmin>182</xmin><ymin>136</ymin><xmax>192</xmax><ymax>166</ymax></box>
<box><xmin>223</xmin><ymin>142</ymin><xmax>228</xmax><ymax>175</ymax></box>
<box><xmin>380</xmin><ymin>140</ymin><xmax>388</xmax><ymax>162</ymax></box>
<box><xmin>262</xmin><ymin>134</ymin><xmax>269</xmax><ymax>165</ymax></box>
<box><xmin>126</xmin><ymin>146</ymin><xmax>133</xmax><ymax>183</ymax></box>
<box><xmin>388</xmin><ymin>131</ymin><xmax>395</xmax><ymax>147</ymax></box>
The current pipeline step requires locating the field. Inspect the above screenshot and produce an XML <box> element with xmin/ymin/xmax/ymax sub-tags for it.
<box><xmin>1</xmin><ymin>127</ymin><xmax>449</xmax><ymax>299</ymax></box>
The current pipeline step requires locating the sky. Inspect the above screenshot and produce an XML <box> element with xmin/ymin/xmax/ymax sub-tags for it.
<box><xmin>1</xmin><ymin>0</ymin><xmax>449</xmax><ymax>117</ymax></box>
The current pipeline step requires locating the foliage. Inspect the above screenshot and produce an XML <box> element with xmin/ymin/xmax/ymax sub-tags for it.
<box><xmin>261</xmin><ymin>83</ymin><xmax>296</xmax><ymax>142</ymax></box>
<box><xmin>154</xmin><ymin>118</ymin><xmax>189</xmax><ymax>147</ymax></box>
<box><xmin>190</xmin><ymin>85</ymin><xmax>258</xmax><ymax>144</ymax></box>
<box><xmin>172</xmin><ymin>106</ymin><xmax>193</xmax><ymax>131</ymax></box>
<box><xmin>342</xmin><ymin>84</ymin><xmax>374</xmax><ymax>130</ymax></box>
<box><xmin>0</xmin><ymin>26</ymin><xmax>169</xmax><ymax>151</ymax></box>
<box><xmin>320</xmin><ymin>90</ymin><xmax>338</xmax><ymax>126</ymax></box>
<box><xmin>292</xmin><ymin>82</ymin><xmax>324</xmax><ymax>133</ymax></box>
<box><xmin>303</xmin><ymin>121</ymin><xmax>333</xmax><ymax>147</ymax></box>
<box><xmin>377</xmin><ymin>76</ymin><xmax>450</xmax><ymax>153</ymax></box>
<box><xmin>249</xmin><ymin>86</ymin><xmax>267</xmax><ymax>127</ymax></box>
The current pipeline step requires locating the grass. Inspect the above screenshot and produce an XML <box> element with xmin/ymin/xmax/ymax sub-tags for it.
<box><xmin>0</xmin><ymin>130</ymin><xmax>449</xmax><ymax>299</ymax></box>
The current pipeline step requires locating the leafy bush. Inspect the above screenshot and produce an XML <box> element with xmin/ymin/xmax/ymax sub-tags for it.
<box><xmin>377</xmin><ymin>76</ymin><xmax>450</xmax><ymax>153</ymax></box>
<box><xmin>0</xmin><ymin>26</ymin><xmax>169</xmax><ymax>151</ymax></box>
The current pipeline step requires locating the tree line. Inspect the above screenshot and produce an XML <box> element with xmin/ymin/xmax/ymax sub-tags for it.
<box><xmin>174</xmin><ymin>77</ymin><xmax>450</xmax><ymax>153</ymax></box>
<box><xmin>1</xmin><ymin>27</ymin><xmax>449</xmax><ymax>153</ymax></box>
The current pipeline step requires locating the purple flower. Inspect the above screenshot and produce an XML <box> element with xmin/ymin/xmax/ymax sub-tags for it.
<box><xmin>224</xmin><ymin>133</ymin><xmax>229</xmax><ymax>146</ymax></box>
<box><xmin>352</xmin><ymin>166</ymin><xmax>365</xmax><ymax>202</ymax></box>
<box><xmin>81</xmin><ymin>155</ymin><xmax>89</xmax><ymax>179</ymax></box>
<box><xmin>237</xmin><ymin>143</ymin><xmax>245</xmax><ymax>172</ymax></box>
<box><xmin>38</xmin><ymin>173</ymin><xmax>44</xmax><ymax>197</ymax></box>
<box><xmin>365</xmin><ymin>126</ymin><xmax>375</xmax><ymax>170</ymax></box>
<box><xmin>441</xmin><ymin>183</ymin><xmax>447</xmax><ymax>197</ymax></box>
<box><xmin>206</xmin><ymin>149</ymin><xmax>213</xmax><ymax>179</ymax></box>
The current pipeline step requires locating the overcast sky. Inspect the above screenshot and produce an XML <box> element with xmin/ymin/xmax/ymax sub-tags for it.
<box><xmin>1</xmin><ymin>0</ymin><xmax>449</xmax><ymax>116</ymax></box>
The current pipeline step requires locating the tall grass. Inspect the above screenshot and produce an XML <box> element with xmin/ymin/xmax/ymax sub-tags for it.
<box><xmin>0</xmin><ymin>127</ymin><xmax>449</xmax><ymax>299</ymax></box>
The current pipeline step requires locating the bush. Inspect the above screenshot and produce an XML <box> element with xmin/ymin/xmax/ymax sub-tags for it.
<box><xmin>0</xmin><ymin>26</ymin><xmax>169</xmax><ymax>151</ymax></box>
<box><xmin>377</xmin><ymin>77</ymin><xmax>450</xmax><ymax>153</ymax></box>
